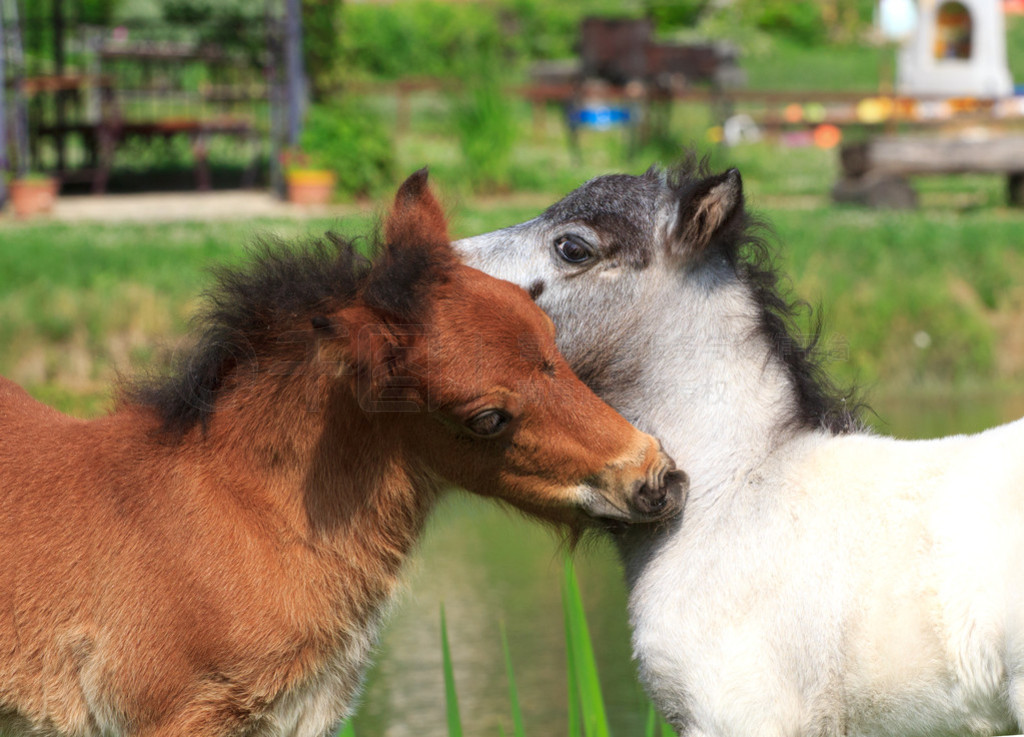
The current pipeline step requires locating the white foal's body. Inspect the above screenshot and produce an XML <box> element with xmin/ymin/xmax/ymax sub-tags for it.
<box><xmin>632</xmin><ymin>422</ymin><xmax>1024</xmax><ymax>737</ymax></box>
<box><xmin>455</xmin><ymin>161</ymin><xmax>1024</xmax><ymax>736</ymax></box>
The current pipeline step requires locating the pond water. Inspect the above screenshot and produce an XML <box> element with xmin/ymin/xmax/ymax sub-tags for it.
<box><xmin>350</xmin><ymin>391</ymin><xmax>1024</xmax><ymax>736</ymax></box>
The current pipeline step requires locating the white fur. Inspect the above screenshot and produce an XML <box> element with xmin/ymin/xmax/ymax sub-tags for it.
<box><xmin>455</xmin><ymin>186</ymin><xmax>1024</xmax><ymax>737</ymax></box>
<box><xmin>254</xmin><ymin>629</ymin><xmax>375</xmax><ymax>737</ymax></box>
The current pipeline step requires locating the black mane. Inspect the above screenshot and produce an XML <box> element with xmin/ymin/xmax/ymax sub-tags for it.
<box><xmin>125</xmin><ymin>229</ymin><xmax>451</xmax><ymax>436</ymax></box>
<box><xmin>667</xmin><ymin>157</ymin><xmax>865</xmax><ymax>435</ymax></box>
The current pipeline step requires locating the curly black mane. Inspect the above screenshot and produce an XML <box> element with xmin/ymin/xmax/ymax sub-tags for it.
<box><xmin>668</xmin><ymin>157</ymin><xmax>864</xmax><ymax>435</ymax></box>
<box><xmin>125</xmin><ymin>229</ymin><xmax>452</xmax><ymax>436</ymax></box>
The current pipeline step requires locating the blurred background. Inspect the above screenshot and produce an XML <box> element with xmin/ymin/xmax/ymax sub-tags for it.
<box><xmin>2</xmin><ymin>1</ymin><xmax>1024</xmax><ymax>734</ymax></box>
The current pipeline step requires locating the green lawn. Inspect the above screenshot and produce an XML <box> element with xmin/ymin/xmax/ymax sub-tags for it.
<box><xmin>3</xmin><ymin>162</ymin><xmax>1023</xmax><ymax>419</ymax></box>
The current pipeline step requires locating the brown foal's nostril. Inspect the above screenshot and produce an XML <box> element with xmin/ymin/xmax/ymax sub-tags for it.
<box><xmin>666</xmin><ymin>468</ymin><xmax>689</xmax><ymax>490</ymax></box>
<box><xmin>636</xmin><ymin>483</ymin><xmax>668</xmax><ymax>514</ymax></box>
<box><xmin>632</xmin><ymin>469</ymin><xmax>689</xmax><ymax>518</ymax></box>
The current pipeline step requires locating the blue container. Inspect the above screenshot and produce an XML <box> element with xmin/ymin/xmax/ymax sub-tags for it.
<box><xmin>571</xmin><ymin>106</ymin><xmax>632</xmax><ymax>130</ymax></box>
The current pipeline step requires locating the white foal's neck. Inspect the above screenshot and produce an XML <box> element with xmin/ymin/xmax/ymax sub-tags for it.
<box><xmin>632</xmin><ymin>273</ymin><xmax>799</xmax><ymax>497</ymax></box>
<box><xmin>602</xmin><ymin>267</ymin><xmax>822</xmax><ymax>578</ymax></box>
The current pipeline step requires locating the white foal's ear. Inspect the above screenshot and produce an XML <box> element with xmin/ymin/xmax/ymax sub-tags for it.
<box><xmin>673</xmin><ymin>168</ymin><xmax>743</xmax><ymax>260</ymax></box>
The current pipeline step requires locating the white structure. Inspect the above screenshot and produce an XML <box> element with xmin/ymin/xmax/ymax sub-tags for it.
<box><xmin>897</xmin><ymin>0</ymin><xmax>1015</xmax><ymax>98</ymax></box>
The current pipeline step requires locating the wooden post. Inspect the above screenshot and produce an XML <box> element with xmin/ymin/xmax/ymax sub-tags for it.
<box><xmin>284</xmin><ymin>0</ymin><xmax>306</xmax><ymax>148</ymax></box>
<box><xmin>1010</xmin><ymin>173</ymin><xmax>1024</xmax><ymax>208</ymax></box>
<box><xmin>265</xmin><ymin>0</ymin><xmax>285</xmax><ymax>199</ymax></box>
<box><xmin>0</xmin><ymin>2</ymin><xmax>8</xmax><ymax>210</ymax></box>
<box><xmin>53</xmin><ymin>0</ymin><xmax>66</xmax><ymax>172</ymax></box>
<box><xmin>7</xmin><ymin>0</ymin><xmax>28</xmax><ymax>179</ymax></box>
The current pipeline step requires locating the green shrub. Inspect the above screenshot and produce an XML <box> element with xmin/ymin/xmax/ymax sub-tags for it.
<box><xmin>299</xmin><ymin>101</ymin><xmax>395</xmax><ymax>198</ymax></box>
<box><xmin>646</xmin><ymin>0</ymin><xmax>710</xmax><ymax>30</ymax></box>
<box><xmin>338</xmin><ymin>0</ymin><xmax>647</xmax><ymax>80</ymax></box>
<box><xmin>302</xmin><ymin>0</ymin><xmax>345</xmax><ymax>100</ymax></box>
<box><xmin>738</xmin><ymin>0</ymin><xmax>826</xmax><ymax>46</ymax></box>
<box><xmin>451</xmin><ymin>60</ymin><xmax>519</xmax><ymax>193</ymax></box>
<box><xmin>339</xmin><ymin>2</ymin><xmax>513</xmax><ymax>80</ymax></box>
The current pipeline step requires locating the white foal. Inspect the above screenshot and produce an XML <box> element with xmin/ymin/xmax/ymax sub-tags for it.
<box><xmin>456</xmin><ymin>160</ymin><xmax>1024</xmax><ymax>737</ymax></box>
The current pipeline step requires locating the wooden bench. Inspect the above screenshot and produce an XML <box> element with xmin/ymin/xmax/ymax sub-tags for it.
<box><xmin>833</xmin><ymin>134</ymin><xmax>1024</xmax><ymax>208</ymax></box>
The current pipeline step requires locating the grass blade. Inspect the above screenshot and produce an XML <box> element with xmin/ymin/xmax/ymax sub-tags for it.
<box><xmin>563</xmin><ymin>567</ymin><xmax>582</xmax><ymax>737</ymax></box>
<box><xmin>562</xmin><ymin>558</ymin><xmax>610</xmax><ymax>737</ymax></box>
<box><xmin>440</xmin><ymin>604</ymin><xmax>464</xmax><ymax>737</ymax></box>
<box><xmin>500</xmin><ymin>622</ymin><xmax>527</xmax><ymax>737</ymax></box>
<box><xmin>337</xmin><ymin>720</ymin><xmax>357</xmax><ymax>737</ymax></box>
<box><xmin>644</xmin><ymin>700</ymin><xmax>676</xmax><ymax>737</ymax></box>
<box><xmin>645</xmin><ymin>702</ymin><xmax>656</xmax><ymax>737</ymax></box>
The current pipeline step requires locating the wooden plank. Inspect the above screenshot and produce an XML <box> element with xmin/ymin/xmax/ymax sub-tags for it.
<box><xmin>1010</xmin><ymin>173</ymin><xmax>1024</xmax><ymax>206</ymax></box>
<box><xmin>860</xmin><ymin>135</ymin><xmax>1024</xmax><ymax>175</ymax></box>
<box><xmin>0</xmin><ymin>2</ymin><xmax>6</xmax><ymax>209</ymax></box>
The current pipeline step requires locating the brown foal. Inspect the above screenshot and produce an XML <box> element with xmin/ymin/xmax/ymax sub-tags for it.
<box><xmin>0</xmin><ymin>171</ymin><xmax>685</xmax><ymax>737</ymax></box>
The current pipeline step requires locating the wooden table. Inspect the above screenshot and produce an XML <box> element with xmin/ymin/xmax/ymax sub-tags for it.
<box><xmin>833</xmin><ymin>134</ymin><xmax>1024</xmax><ymax>208</ymax></box>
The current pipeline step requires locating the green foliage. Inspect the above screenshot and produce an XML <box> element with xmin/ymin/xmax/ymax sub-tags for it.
<box><xmin>78</xmin><ymin>0</ymin><xmax>124</xmax><ymax>24</ymax></box>
<box><xmin>451</xmin><ymin>58</ymin><xmax>519</xmax><ymax>193</ymax></box>
<box><xmin>325</xmin><ymin>0</ymin><xmax>901</xmax><ymax>94</ymax></box>
<box><xmin>423</xmin><ymin>562</ymin><xmax>673</xmax><ymax>736</ymax></box>
<box><xmin>1008</xmin><ymin>15</ymin><xmax>1024</xmax><ymax>85</ymax></box>
<box><xmin>302</xmin><ymin>0</ymin><xmax>345</xmax><ymax>100</ymax></box>
<box><xmin>160</xmin><ymin>0</ymin><xmax>267</xmax><ymax>65</ymax></box>
<box><xmin>500</xmin><ymin>624</ymin><xmax>527</xmax><ymax>737</ymax></box>
<box><xmin>299</xmin><ymin>102</ymin><xmax>395</xmax><ymax>198</ymax></box>
<box><xmin>562</xmin><ymin>559</ymin><xmax>611</xmax><ymax>737</ymax></box>
<box><xmin>338</xmin><ymin>0</ymin><xmax>646</xmax><ymax>80</ymax></box>
<box><xmin>440</xmin><ymin>605</ymin><xmax>464</xmax><ymax>737</ymax></box>
<box><xmin>646</xmin><ymin>0</ymin><xmax>710</xmax><ymax>30</ymax></box>
<box><xmin>339</xmin><ymin>2</ymin><xmax>513</xmax><ymax>80</ymax></box>
<box><xmin>644</xmin><ymin>703</ymin><xmax>675</xmax><ymax>737</ymax></box>
<box><xmin>738</xmin><ymin>0</ymin><xmax>827</xmax><ymax>46</ymax></box>
<box><xmin>501</xmin><ymin>0</ymin><xmax>642</xmax><ymax>61</ymax></box>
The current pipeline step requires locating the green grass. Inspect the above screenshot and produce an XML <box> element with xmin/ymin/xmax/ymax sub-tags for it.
<box><xmin>341</xmin><ymin>560</ymin><xmax>672</xmax><ymax>737</ymax></box>
<box><xmin>3</xmin><ymin>166</ymin><xmax>1023</xmax><ymax>418</ymax></box>
<box><xmin>741</xmin><ymin>35</ymin><xmax>888</xmax><ymax>92</ymax></box>
<box><xmin>770</xmin><ymin>204</ymin><xmax>1024</xmax><ymax>389</ymax></box>
<box><xmin>562</xmin><ymin>558</ymin><xmax>611</xmax><ymax>737</ymax></box>
<box><xmin>1008</xmin><ymin>15</ymin><xmax>1024</xmax><ymax>85</ymax></box>
<box><xmin>441</xmin><ymin>605</ymin><xmax>465</xmax><ymax>737</ymax></box>
<box><xmin>500</xmin><ymin>623</ymin><xmax>528</xmax><ymax>737</ymax></box>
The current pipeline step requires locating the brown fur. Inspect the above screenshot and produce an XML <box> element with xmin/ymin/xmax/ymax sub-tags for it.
<box><xmin>0</xmin><ymin>172</ymin><xmax>678</xmax><ymax>737</ymax></box>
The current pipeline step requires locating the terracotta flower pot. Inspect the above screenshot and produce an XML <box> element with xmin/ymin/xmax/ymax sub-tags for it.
<box><xmin>286</xmin><ymin>169</ymin><xmax>336</xmax><ymax>206</ymax></box>
<box><xmin>9</xmin><ymin>177</ymin><xmax>58</xmax><ymax>218</ymax></box>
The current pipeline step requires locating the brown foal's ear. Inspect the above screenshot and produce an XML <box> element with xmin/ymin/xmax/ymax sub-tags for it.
<box><xmin>673</xmin><ymin>168</ymin><xmax>743</xmax><ymax>259</ymax></box>
<box><xmin>385</xmin><ymin>168</ymin><xmax>450</xmax><ymax>251</ymax></box>
<box><xmin>340</xmin><ymin>305</ymin><xmax>424</xmax><ymax>413</ymax></box>
<box><xmin>362</xmin><ymin>169</ymin><xmax>456</xmax><ymax>321</ymax></box>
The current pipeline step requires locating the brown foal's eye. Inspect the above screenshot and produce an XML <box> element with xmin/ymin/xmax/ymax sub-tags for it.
<box><xmin>465</xmin><ymin>409</ymin><xmax>512</xmax><ymax>438</ymax></box>
<box><xmin>554</xmin><ymin>236</ymin><xmax>592</xmax><ymax>264</ymax></box>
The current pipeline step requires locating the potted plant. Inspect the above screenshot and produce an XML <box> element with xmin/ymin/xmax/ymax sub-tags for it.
<box><xmin>281</xmin><ymin>149</ymin><xmax>336</xmax><ymax>207</ymax></box>
<box><xmin>8</xmin><ymin>173</ymin><xmax>59</xmax><ymax>218</ymax></box>
<box><xmin>280</xmin><ymin>103</ymin><xmax>395</xmax><ymax>206</ymax></box>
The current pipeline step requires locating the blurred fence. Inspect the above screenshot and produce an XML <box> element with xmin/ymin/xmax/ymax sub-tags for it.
<box><xmin>4</xmin><ymin>8</ymin><xmax>291</xmax><ymax>192</ymax></box>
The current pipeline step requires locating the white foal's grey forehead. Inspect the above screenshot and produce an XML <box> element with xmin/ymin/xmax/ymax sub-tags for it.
<box><xmin>457</xmin><ymin>161</ymin><xmax>748</xmax><ymax>275</ymax></box>
<box><xmin>528</xmin><ymin>169</ymin><xmax>675</xmax><ymax>268</ymax></box>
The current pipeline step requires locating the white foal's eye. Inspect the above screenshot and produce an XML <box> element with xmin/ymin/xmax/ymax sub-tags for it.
<box><xmin>554</xmin><ymin>236</ymin><xmax>593</xmax><ymax>264</ymax></box>
<box><xmin>465</xmin><ymin>409</ymin><xmax>512</xmax><ymax>438</ymax></box>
